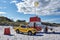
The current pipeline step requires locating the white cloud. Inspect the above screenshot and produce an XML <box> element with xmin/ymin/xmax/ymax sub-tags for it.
<box><xmin>10</xmin><ymin>0</ymin><xmax>18</xmax><ymax>4</ymax></box>
<box><xmin>13</xmin><ymin>0</ymin><xmax>60</xmax><ymax>15</ymax></box>
<box><xmin>0</xmin><ymin>12</ymin><xmax>6</xmax><ymax>14</ymax></box>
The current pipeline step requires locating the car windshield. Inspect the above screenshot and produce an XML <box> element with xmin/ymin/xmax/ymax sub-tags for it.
<box><xmin>29</xmin><ymin>22</ymin><xmax>41</xmax><ymax>27</ymax></box>
<box><xmin>21</xmin><ymin>25</ymin><xmax>26</xmax><ymax>28</ymax></box>
<box><xmin>36</xmin><ymin>22</ymin><xmax>41</xmax><ymax>26</ymax></box>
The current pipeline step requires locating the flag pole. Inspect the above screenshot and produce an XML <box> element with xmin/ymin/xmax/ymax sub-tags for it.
<box><xmin>34</xmin><ymin>1</ymin><xmax>39</xmax><ymax>17</ymax></box>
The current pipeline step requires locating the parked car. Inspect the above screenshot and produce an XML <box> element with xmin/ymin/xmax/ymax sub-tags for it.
<box><xmin>13</xmin><ymin>25</ymin><xmax>37</xmax><ymax>35</ymax></box>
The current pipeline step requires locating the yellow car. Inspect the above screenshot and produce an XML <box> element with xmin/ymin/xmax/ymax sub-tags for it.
<box><xmin>13</xmin><ymin>25</ymin><xmax>37</xmax><ymax>35</ymax></box>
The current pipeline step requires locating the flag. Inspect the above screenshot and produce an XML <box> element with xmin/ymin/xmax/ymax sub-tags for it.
<box><xmin>34</xmin><ymin>1</ymin><xmax>39</xmax><ymax>7</ymax></box>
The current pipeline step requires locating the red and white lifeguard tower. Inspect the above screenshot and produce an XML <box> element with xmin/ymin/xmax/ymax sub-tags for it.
<box><xmin>29</xmin><ymin>16</ymin><xmax>42</xmax><ymax>31</ymax></box>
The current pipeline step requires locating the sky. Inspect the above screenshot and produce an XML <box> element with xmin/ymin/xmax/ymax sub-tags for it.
<box><xmin>0</xmin><ymin>0</ymin><xmax>60</xmax><ymax>23</ymax></box>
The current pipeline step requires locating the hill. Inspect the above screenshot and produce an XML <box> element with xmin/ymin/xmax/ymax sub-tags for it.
<box><xmin>0</xmin><ymin>16</ymin><xmax>14</xmax><ymax>25</ymax></box>
<box><xmin>0</xmin><ymin>16</ymin><xmax>13</xmax><ymax>22</ymax></box>
<box><xmin>0</xmin><ymin>16</ymin><xmax>27</xmax><ymax>26</ymax></box>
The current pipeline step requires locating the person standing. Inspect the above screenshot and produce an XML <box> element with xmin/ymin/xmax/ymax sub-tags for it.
<box><xmin>44</xmin><ymin>26</ymin><xmax>48</xmax><ymax>33</ymax></box>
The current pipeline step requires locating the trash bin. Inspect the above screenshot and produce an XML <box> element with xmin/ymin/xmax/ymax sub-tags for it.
<box><xmin>4</xmin><ymin>28</ymin><xmax>10</xmax><ymax>35</ymax></box>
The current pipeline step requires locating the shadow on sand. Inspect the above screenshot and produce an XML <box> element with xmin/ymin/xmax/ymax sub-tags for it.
<box><xmin>18</xmin><ymin>33</ymin><xmax>44</xmax><ymax>36</ymax></box>
<box><xmin>38</xmin><ymin>32</ymin><xmax>60</xmax><ymax>34</ymax></box>
<box><xmin>46</xmin><ymin>32</ymin><xmax>60</xmax><ymax>34</ymax></box>
<box><xmin>15</xmin><ymin>32</ymin><xmax>60</xmax><ymax>37</ymax></box>
<box><xmin>32</xmin><ymin>34</ymin><xmax>44</xmax><ymax>36</ymax></box>
<box><xmin>4</xmin><ymin>34</ymin><xmax>14</xmax><ymax>36</ymax></box>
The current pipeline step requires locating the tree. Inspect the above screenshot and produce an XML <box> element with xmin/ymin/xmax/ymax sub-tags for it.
<box><xmin>16</xmin><ymin>20</ymin><xmax>21</xmax><ymax>22</ymax></box>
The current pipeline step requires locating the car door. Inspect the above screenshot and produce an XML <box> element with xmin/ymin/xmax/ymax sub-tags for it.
<box><xmin>20</xmin><ymin>25</ymin><xmax>28</xmax><ymax>32</ymax></box>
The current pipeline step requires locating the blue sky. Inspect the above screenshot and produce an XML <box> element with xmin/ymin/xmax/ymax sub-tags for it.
<box><xmin>0</xmin><ymin>0</ymin><xmax>60</xmax><ymax>23</ymax></box>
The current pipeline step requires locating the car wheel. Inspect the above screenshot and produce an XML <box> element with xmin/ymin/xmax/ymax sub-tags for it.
<box><xmin>28</xmin><ymin>31</ymin><xmax>32</xmax><ymax>35</ymax></box>
<box><xmin>16</xmin><ymin>29</ymin><xmax>20</xmax><ymax>34</ymax></box>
